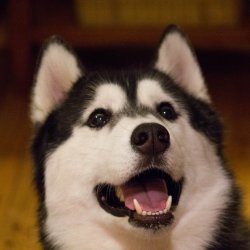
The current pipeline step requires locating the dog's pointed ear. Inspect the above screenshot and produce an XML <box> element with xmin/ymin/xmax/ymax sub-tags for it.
<box><xmin>154</xmin><ymin>25</ymin><xmax>210</xmax><ymax>102</ymax></box>
<box><xmin>31</xmin><ymin>36</ymin><xmax>83</xmax><ymax>124</ymax></box>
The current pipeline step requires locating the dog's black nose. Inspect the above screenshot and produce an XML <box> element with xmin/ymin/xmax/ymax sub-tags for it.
<box><xmin>131</xmin><ymin>123</ymin><xmax>170</xmax><ymax>155</ymax></box>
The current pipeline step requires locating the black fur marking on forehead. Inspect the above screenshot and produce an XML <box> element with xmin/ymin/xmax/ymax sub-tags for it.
<box><xmin>81</xmin><ymin>69</ymin><xmax>139</xmax><ymax>105</ymax></box>
<box><xmin>81</xmin><ymin>68</ymin><xmax>184</xmax><ymax>104</ymax></box>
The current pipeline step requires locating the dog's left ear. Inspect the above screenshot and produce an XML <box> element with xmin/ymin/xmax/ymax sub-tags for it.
<box><xmin>155</xmin><ymin>25</ymin><xmax>210</xmax><ymax>102</ymax></box>
<box><xmin>31</xmin><ymin>36</ymin><xmax>83</xmax><ymax>124</ymax></box>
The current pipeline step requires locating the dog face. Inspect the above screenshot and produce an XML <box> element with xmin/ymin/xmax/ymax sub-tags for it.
<box><xmin>31</xmin><ymin>26</ymin><xmax>231</xmax><ymax>249</ymax></box>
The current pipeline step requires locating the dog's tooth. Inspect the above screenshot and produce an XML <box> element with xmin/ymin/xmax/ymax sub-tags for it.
<box><xmin>133</xmin><ymin>199</ymin><xmax>142</xmax><ymax>215</ymax></box>
<box><xmin>142</xmin><ymin>211</ymin><xmax>147</xmax><ymax>216</ymax></box>
<box><xmin>147</xmin><ymin>211</ymin><xmax>152</xmax><ymax>216</ymax></box>
<box><xmin>159</xmin><ymin>210</ymin><xmax>163</xmax><ymax>214</ymax></box>
<box><xmin>116</xmin><ymin>187</ymin><xmax>124</xmax><ymax>201</ymax></box>
<box><xmin>165</xmin><ymin>196</ymin><xmax>172</xmax><ymax>212</ymax></box>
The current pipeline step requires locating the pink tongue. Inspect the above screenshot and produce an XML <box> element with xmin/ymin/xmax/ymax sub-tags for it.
<box><xmin>121</xmin><ymin>177</ymin><xmax>168</xmax><ymax>212</ymax></box>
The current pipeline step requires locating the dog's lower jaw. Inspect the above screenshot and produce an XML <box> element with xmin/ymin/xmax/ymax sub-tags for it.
<box><xmin>46</xmin><ymin>219</ymin><xmax>172</xmax><ymax>250</ymax></box>
<box><xmin>85</xmin><ymin>228</ymin><xmax>171</xmax><ymax>250</ymax></box>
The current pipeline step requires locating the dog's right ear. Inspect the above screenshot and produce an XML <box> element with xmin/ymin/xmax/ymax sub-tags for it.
<box><xmin>31</xmin><ymin>36</ymin><xmax>83</xmax><ymax>125</ymax></box>
<box><xmin>154</xmin><ymin>25</ymin><xmax>210</xmax><ymax>102</ymax></box>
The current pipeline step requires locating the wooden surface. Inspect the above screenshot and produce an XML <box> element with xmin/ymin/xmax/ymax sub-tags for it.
<box><xmin>0</xmin><ymin>93</ymin><xmax>41</xmax><ymax>249</ymax></box>
<box><xmin>0</xmin><ymin>69</ymin><xmax>249</xmax><ymax>249</ymax></box>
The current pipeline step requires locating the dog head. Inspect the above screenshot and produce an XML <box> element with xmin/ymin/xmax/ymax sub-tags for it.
<box><xmin>31</xmin><ymin>25</ymin><xmax>231</xmax><ymax>249</ymax></box>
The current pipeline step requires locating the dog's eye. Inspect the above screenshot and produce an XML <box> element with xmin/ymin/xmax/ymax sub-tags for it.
<box><xmin>157</xmin><ymin>102</ymin><xmax>178</xmax><ymax>121</ymax></box>
<box><xmin>87</xmin><ymin>109</ymin><xmax>111</xmax><ymax>128</ymax></box>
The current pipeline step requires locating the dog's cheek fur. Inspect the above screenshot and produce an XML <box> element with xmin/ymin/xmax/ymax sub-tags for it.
<box><xmin>42</xmin><ymin>128</ymin><xmax>113</xmax><ymax>248</ymax></box>
<box><xmin>169</xmin><ymin>116</ymin><xmax>232</xmax><ymax>250</ymax></box>
<box><xmin>150</xmin><ymin>109</ymin><xmax>233</xmax><ymax>249</ymax></box>
<box><xmin>41</xmin><ymin>120</ymin><xmax>137</xmax><ymax>247</ymax></box>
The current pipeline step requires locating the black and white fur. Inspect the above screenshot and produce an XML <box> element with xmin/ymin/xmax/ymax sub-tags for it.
<box><xmin>31</xmin><ymin>25</ymin><xmax>250</xmax><ymax>250</ymax></box>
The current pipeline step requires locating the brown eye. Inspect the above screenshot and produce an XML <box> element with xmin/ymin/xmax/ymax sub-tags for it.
<box><xmin>157</xmin><ymin>102</ymin><xmax>178</xmax><ymax>121</ymax></box>
<box><xmin>87</xmin><ymin>109</ymin><xmax>111</xmax><ymax>128</ymax></box>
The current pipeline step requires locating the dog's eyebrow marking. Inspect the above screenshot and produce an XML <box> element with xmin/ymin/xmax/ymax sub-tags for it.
<box><xmin>137</xmin><ymin>79</ymin><xmax>175</xmax><ymax>108</ymax></box>
<box><xmin>83</xmin><ymin>83</ymin><xmax>127</xmax><ymax>120</ymax></box>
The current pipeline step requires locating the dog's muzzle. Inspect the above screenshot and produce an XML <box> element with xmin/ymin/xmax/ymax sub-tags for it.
<box><xmin>95</xmin><ymin>123</ymin><xmax>183</xmax><ymax>231</ymax></box>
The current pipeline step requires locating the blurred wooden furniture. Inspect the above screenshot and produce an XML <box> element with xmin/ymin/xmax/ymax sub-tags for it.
<box><xmin>7</xmin><ymin>0</ymin><xmax>250</xmax><ymax>90</ymax></box>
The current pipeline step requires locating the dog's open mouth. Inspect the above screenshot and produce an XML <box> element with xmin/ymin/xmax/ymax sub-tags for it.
<box><xmin>95</xmin><ymin>168</ymin><xmax>183</xmax><ymax>230</ymax></box>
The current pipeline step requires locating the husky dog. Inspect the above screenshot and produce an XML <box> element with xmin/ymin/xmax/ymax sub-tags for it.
<box><xmin>31</xmin><ymin>25</ymin><xmax>250</xmax><ymax>250</ymax></box>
